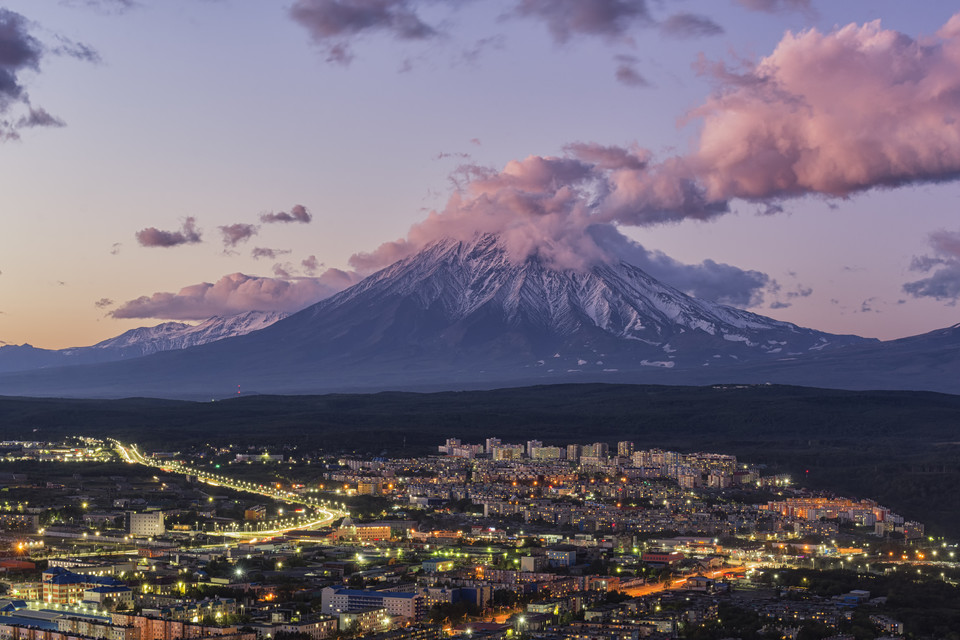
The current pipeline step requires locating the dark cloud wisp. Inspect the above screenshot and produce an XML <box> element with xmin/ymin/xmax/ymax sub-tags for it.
<box><xmin>0</xmin><ymin>9</ymin><xmax>43</xmax><ymax>92</ymax></box>
<box><xmin>59</xmin><ymin>0</ymin><xmax>137</xmax><ymax>12</ymax></box>
<box><xmin>735</xmin><ymin>0</ymin><xmax>811</xmax><ymax>13</ymax></box>
<box><xmin>135</xmin><ymin>217</ymin><xmax>203</xmax><ymax>248</ymax></box>
<box><xmin>0</xmin><ymin>8</ymin><xmax>98</xmax><ymax>140</ymax></box>
<box><xmin>588</xmin><ymin>224</ymin><xmax>771</xmax><ymax>307</ymax></box>
<box><xmin>512</xmin><ymin>0</ymin><xmax>652</xmax><ymax>43</ymax></box>
<box><xmin>16</xmin><ymin>107</ymin><xmax>65</xmax><ymax>129</ymax></box>
<box><xmin>302</xmin><ymin>255</ymin><xmax>321</xmax><ymax>275</ymax></box>
<box><xmin>251</xmin><ymin>247</ymin><xmax>292</xmax><ymax>260</ymax></box>
<box><xmin>219</xmin><ymin>223</ymin><xmax>258</xmax><ymax>248</ymax></box>
<box><xmin>260</xmin><ymin>204</ymin><xmax>312</xmax><ymax>224</ymax></box>
<box><xmin>660</xmin><ymin>13</ymin><xmax>723</xmax><ymax>39</ymax></box>
<box><xmin>0</xmin><ymin>9</ymin><xmax>43</xmax><ymax>139</ymax></box>
<box><xmin>290</xmin><ymin>0</ymin><xmax>439</xmax><ymax>64</ymax></box>
<box><xmin>290</xmin><ymin>0</ymin><xmax>659</xmax><ymax>65</ymax></box>
<box><xmin>904</xmin><ymin>229</ymin><xmax>960</xmax><ymax>304</ymax></box>
<box><xmin>613</xmin><ymin>55</ymin><xmax>649</xmax><ymax>87</ymax></box>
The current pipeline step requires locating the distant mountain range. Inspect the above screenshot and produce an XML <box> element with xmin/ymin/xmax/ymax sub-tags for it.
<box><xmin>0</xmin><ymin>311</ymin><xmax>287</xmax><ymax>373</ymax></box>
<box><xmin>0</xmin><ymin>234</ymin><xmax>957</xmax><ymax>398</ymax></box>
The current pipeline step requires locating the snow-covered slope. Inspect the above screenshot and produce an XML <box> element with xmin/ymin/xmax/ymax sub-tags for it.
<box><xmin>0</xmin><ymin>310</ymin><xmax>288</xmax><ymax>373</ymax></box>
<box><xmin>86</xmin><ymin>311</ymin><xmax>288</xmax><ymax>355</ymax></box>
<box><xmin>295</xmin><ymin>233</ymin><xmax>864</xmax><ymax>367</ymax></box>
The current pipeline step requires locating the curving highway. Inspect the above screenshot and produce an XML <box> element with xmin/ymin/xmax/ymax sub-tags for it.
<box><xmin>110</xmin><ymin>439</ymin><xmax>344</xmax><ymax>540</ymax></box>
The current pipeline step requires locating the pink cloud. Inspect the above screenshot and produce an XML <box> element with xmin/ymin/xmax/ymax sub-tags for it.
<box><xmin>110</xmin><ymin>270</ymin><xmax>360</xmax><ymax>320</ymax></box>
<box><xmin>350</xmin><ymin>153</ymin><xmax>615</xmax><ymax>272</ymax></box>
<box><xmin>353</xmin><ymin>13</ymin><xmax>960</xmax><ymax>278</ymax></box>
<box><xmin>689</xmin><ymin>16</ymin><xmax>960</xmax><ymax>201</ymax></box>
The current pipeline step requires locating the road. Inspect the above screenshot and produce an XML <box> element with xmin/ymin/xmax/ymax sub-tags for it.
<box><xmin>487</xmin><ymin>566</ymin><xmax>746</xmax><ymax>622</ymax></box>
<box><xmin>111</xmin><ymin>439</ymin><xmax>344</xmax><ymax>540</ymax></box>
<box><xmin>620</xmin><ymin>566</ymin><xmax>746</xmax><ymax>597</ymax></box>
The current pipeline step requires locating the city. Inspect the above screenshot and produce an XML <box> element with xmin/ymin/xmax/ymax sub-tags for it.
<box><xmin>2</xmin><ymin>5</ymin><xmax>960</xmax><ymax>640</ymax></box>
<box><xmin>0</xmin><ymin>435</ymin><xmax>953</xmax><ymax>639</ymax></box>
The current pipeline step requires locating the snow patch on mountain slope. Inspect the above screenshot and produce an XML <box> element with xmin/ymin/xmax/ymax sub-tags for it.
<box><xmin>0</xmin><ymin>311</ymin><xmax>290</xmax><ymax>374</ymax></box>
<box><xmin>90</xmin><ymin>310</ymin><xmax>289</xmax><ymax>356</ymax></box>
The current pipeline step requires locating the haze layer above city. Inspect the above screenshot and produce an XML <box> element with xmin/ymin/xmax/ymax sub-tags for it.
<box><xmin>1</xmin><ymin>0</ymin><xmax>960</xmax><ymax>350</ymax></box>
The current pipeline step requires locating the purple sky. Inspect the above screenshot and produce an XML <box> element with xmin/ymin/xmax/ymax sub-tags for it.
<box><xmin>1</xmin><ymin>0</ymin><xmax>959</xmax><ymax>348</ymax></box>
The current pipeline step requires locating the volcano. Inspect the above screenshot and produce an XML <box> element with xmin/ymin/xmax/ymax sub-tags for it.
<box><xmin>0</xmin><ymin>234</ymin><xmax>875</xmax><ymax>398</ymax></box>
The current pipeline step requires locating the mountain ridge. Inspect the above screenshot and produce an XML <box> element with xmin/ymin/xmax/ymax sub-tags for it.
<box><xmin>0</xmin><ymin>234</ymin><xmax>885</xmax><ymax>398</ymax></box>
<box><xmin>0</xmin><ymin>310</ymin><xmax>288</xmax><ymax>374</ymax></box>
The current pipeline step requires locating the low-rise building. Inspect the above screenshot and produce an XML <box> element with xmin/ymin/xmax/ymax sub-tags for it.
<box><xmin>320</xmin><ymin>587</ymin><xmax>425</xmax><ymax>622</ymax></box>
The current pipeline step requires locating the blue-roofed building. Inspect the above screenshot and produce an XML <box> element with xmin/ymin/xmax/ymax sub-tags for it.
<box><xmin>1</xmin><ymin>614</ymin><xmax>60</xmax><ymax>631</ymax></box>
<box><xmin>0</xmin><ymin>600</ymin><xmax>28</xmax><ymax>614</ymax></box>
<box><xmin>41</xmin><ymin>567</ymin><xmax>126</xmax><ymax>605</ymax></box>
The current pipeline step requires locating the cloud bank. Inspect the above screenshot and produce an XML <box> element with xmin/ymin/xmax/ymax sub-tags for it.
<box><xmin>350</xmin><ymin>13</ymin><xmax>960</xmax><ymax>300</ymax></box>
<box><xmin>110</xmin><ymin>270</ymin><xmax>360</xmax><ymax>320</ymax></box>
<box><xmin>687</xmin><ymin>16</ymin><xmax>960</xmax><ymax>202</ymax></box>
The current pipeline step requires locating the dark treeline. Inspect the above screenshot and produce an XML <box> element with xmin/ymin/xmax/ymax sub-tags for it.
<box><xmin>1</xmin><ymin>383</ymin><xmax>959</xmax><ymax>534</ymax></box>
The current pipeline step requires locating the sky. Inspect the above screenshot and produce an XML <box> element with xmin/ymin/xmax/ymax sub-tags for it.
<box><xmin>1</xmin><ymin>0</ymin><xmax>960</xmax><ymax>349</ymax></box>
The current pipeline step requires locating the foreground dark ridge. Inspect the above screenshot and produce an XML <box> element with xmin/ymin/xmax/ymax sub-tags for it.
<box><xmin>2</xmin><ymin>383</ymin><xmax>959</xmax><ymax>534</ymax></box>
<box><xmin>1</xmin><ymin>382</ymin><xmax>957</xmax><ymax>449</ymax></box>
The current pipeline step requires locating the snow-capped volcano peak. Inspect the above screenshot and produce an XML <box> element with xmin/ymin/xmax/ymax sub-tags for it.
<box><xmin>315</xmin><ymin>233</ymin><xmax>838</xmax><ymax>355</ymax></box>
